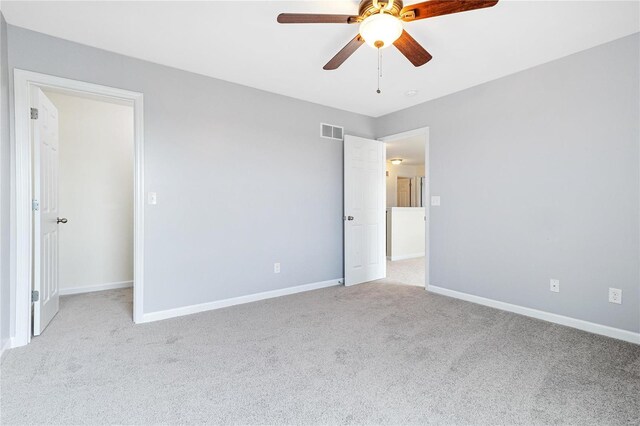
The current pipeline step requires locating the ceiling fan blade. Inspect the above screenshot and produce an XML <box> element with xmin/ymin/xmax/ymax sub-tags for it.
<box><xmin>277</xmin><ymin>13</ymin><xmax>358</xmax><ymax>24</ymax></box>
<box><xmin>324</xmin><ymin>35</ymin><xmax>365</xmax><ymax>70</ymax></box>
<box><xmin>401</xmin><ymin>0</ymin><xmax>498</xmax><ymax>22</ymax></box>
<box><xmin>393</xmin><ymin>30</ymin><xmax>433</xmax><ymax>67</ymax></box>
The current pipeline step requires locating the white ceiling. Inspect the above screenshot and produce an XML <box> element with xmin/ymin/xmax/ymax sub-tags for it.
<box><xmin>2</xmin><ymin>1</ymin><xmax>639</xmax><ymax>117</ymax></box>
<box><xmin>386</xmin><ymin>134</ymin><xmax>425</xmax><ymax>165</ymax></box>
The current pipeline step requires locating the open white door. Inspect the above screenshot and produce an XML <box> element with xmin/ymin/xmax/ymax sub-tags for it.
<box><xmin>32</xmin><ymin>88</ymin><xmax>61</xmax><ymax>335</ymax></box>
<box><xmin>344</xmin><ymin>135</ymin><xmax>386</xmax><ymax>286</ymax></box>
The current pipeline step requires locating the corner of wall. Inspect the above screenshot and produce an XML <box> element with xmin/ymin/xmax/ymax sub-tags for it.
<box><xmin>0</xmin><ymin>10</ymin><xmax>13</xmax><ymax>349</ymax></box>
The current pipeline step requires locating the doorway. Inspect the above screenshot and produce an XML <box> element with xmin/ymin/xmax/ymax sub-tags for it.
<box><xmin>34</xmin><ymin>88</ymin><xmax>134</xmax><ymax>334</ymax></box>
<box><xmin>12</xmin><ymin>70</ymin><xmax>144</xmax><ymax>347</ymax></box>
<box><xmin>342</xmin><ymin>128</ymin><xmax>429</xmax><ymax>288</ymax></box>
<box><xmin>381</xmin><ymin>128</ymin><xmax>429</xmax><ymax>287</ymax></box>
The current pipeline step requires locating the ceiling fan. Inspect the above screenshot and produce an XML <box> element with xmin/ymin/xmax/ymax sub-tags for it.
<box><xmin>277</xmin><ymin>0</ymin><xmax>499</xmax><ymax>70</ymax></box>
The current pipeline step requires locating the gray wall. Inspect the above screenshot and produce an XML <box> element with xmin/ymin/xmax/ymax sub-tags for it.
<box><xmin>6</xmin><ymin>24</ymin><xmax>375</xmax><ymax>313</ymax></box>
<box><xmin>376</xmin><ymin>33</ymin><xmax>640</xmax><ymax>333</ymax></box>
<box><xmin>1</xmin><ymin>13</ymin><xmax>10</xmax><ymax>348</ymax></box>
<box><xmin>4</xmin><ymin>22</ymin><xmax>638</xmax><ymax>336</ymax></box>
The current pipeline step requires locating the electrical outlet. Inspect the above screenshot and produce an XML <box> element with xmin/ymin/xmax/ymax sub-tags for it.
<box><xmin>431</xmin><ymin>196</ymin><xmax>441</xmax><ymax>206</ymax></box>
<box><xmin>608</xmin><ymin>288</ymin><xmax>622</xmax><ymax>304</ymax></box>
<box><xmin>550</xmin><ymin>279</ymin><xmax>560</xmax><ymax>293</ymax></box>
<box><xmin>274</xmin><ymin>263</ymin><xmax>280</xmax><ymax>274</ymax></box>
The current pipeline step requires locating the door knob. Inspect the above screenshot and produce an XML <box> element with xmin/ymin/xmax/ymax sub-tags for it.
<box><xmin>347</xmin><ymin>216</ymin><xmax>354</xmax><ymax>221</ymax></box>
<box><xmin>57</xmin><ymin>217</ymin><xmax>68</xmax><ymax>224</ymax></box>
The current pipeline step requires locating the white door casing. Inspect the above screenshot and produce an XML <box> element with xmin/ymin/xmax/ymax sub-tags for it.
<box><xmin>344</xmin><ymin>135</ymin><xmax>386</xmax><ymax>286</ymax></box>
<box><xmin>32</xmin><ymin>88</ymin><xmax>60</xmax><ymax>335</ymax></box>
<box><xmin>13</xmin><ymin>70</ymin><xmax>144</xmax><ymax>348</ymax></box>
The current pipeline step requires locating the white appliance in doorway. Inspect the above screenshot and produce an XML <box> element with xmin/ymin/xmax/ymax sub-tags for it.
<box><xmin>343</xmin><ymin>135</ymin><xmax>386</xmax><ymax>286</ymax></box>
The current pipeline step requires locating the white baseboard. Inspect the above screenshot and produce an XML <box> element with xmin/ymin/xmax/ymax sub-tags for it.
<box><xmin>59</xmin><ymin>280</ymin><xmax>133</xmax><ymax>296</ymax></box>
<box><xmin>388</xmin><ymin>253</ymin><xmax>425</xmax><ymax>261</ymax></box>
<box><xmin>1</xmin><ymin>337</ymin><xmax>12</xmax><ymax>358</ymax></box>
<box><xmin>141</xmin><ymin>278</ymin><xmax>344</xmax><ymax>323</ymax></box>
<box><xmin>428</xmin><ymin>285</ymin><xmax>640</xmax><ymax>345</ymax></box>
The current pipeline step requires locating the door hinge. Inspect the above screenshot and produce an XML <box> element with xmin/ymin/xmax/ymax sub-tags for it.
<box><xmin>30</xmin><ymin>108</ymin><xmax>39</xmax><ymax>120</ymax></box>
<box><xmin>31</xmin><ymin>290</ymin><xmax>39</xmax><ymax>302</ymax></box>
<box><xmin>32</xmin><ymin>199</ymin><xmax>39</xmax><ymax>211</ymax></box>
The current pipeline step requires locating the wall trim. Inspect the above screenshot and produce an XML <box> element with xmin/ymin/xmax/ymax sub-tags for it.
<box><xmin>141</xmin><ymin>278</ymin><xmax>343</xmax><ymax>323</ymax></box>
<box><xmin>428</xmin><ymin>285</ymin><xmax>640</xmax><ymax>345</ymax></box>
<box><xmin>0</xmin><ymin>337</ymin><xmax>10</xmax><ymax>359</ymax></box>
<box><xmin>59</xmin><ymin>280</ymin><xmax>133</xmax><ymax>296</ymax></box>
<box><xmin>388</xmin><ymin>253</ymin><xmax>425</xmax><ymax>261</ymax></box>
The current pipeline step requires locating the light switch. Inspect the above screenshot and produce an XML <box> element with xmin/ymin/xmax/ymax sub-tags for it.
<box><xmin>431</xmin><ymin>196</ymin><xmax>441</xmax><ymax>206</ymax></box>
<box><xmin>148</xmin><ymin>192</ymin><xmax>157</xmax><ymax>205</ymax></box>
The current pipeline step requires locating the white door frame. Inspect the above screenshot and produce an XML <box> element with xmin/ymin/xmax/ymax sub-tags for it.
<box><xmin>378</xmin><ymin>127</ymin><xmax>430</xmax><ymax>288</ymax></box>
<box><xmin>12</xmin><ymin>69</ymin><xmax>145</xmax><ymax>347</ymax></box>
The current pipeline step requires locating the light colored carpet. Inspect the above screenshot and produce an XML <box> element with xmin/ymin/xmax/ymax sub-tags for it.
<box><xmin>1</xmin><ymin>285</ymin><xmax>639</xmax><ymax>425</ymax></box>
<box><xmin>380</xmin><ymin>257</ymin><xmax>425</xmax><ymax>287</ymax></box>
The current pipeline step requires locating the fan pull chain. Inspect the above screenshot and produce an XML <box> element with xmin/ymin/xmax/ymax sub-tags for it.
<box><xmin>377</xmin><ymin>48</ymin><xmax>382</xmax><ymax>94</ymax></box>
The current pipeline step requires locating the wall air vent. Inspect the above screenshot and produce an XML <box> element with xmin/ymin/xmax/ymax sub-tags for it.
<box><xmin>320</xmin><ymin>123</ymin><xmax>344</xmax><ymax>141</ymax></box>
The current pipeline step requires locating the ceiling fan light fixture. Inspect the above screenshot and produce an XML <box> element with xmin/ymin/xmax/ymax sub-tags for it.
<box><xmin>359</xmin><ymin>13</ymin><xmax>403</xmax><ymax>49</ymax></box>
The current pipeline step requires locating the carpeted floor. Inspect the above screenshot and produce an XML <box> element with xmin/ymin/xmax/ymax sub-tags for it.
<box><xmin>1</xmin><ymin>284</ymin><xmax>639</xmax><ymax>425</ymax></box>
<box><xmin>381</xmin><ymin>257</ymin><xmax>425</xmax><ymax>287</ymax></box>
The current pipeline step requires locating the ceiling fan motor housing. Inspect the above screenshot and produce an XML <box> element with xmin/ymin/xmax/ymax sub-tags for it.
<box><xmin>359</xmin><ymin>0</ymin><xmax>404</xmax><ymax>19</ymax></box>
